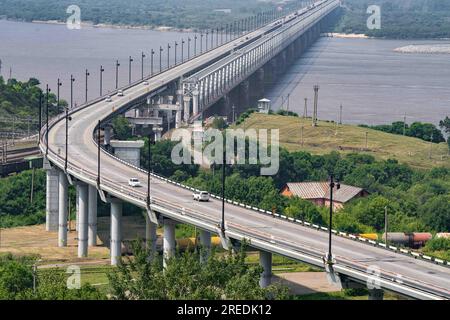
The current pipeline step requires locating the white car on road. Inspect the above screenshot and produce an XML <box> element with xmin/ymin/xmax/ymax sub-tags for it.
<box><xmin>105</xmin><ymin>95</ymin><xmax>112</xmax><ymax>102</ymax></box>
<box><xmin>117</xmin><ymin>90</ymin><xmax>124</xmax><ymax>96</ymax></box>
<box><xmin>193</xmin><ymin>191</ymin><xmax>210</xmax><ymax>202</ymax></box>
<box><xmin>128</xmin><ymin>178</ymin><xmax>141</xmax><ymax>187</ymax></box>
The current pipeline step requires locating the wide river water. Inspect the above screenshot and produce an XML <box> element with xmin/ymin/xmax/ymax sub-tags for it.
<box><xmin>267</xmin><ymin>36</ymin><xmax>450</xmax><ymax>126</ymax></box>
<box><xmin>0</xmin><ymin>20</ymin><xmax>449</xmax><ymax>125</ymax></box>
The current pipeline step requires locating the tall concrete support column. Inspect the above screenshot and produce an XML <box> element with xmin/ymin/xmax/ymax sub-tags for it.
<box><xmin>103</xmin><ymin>125</ymin><xmax>112</xmax><ymax>146</ymax></box>
<box><xmin>88</xmin><ymin>185</ymin><xmax>98</xmax><ymax>247</ymax></box>
<box><xmin>110</xmin><ymin>200</ymin><xmax>123</xmax><ymax>266</ymax></box>
<box><xmin>175</xmin><ymin>108</ymin><xmax>182</xmax><ymax>128</ymax></box>
<box><xmin>199</xmin><ymin>230</ymin><xmax>211</xmax><ymax>263</ymax></box>
<box><xmin>163</xmin><ymin>218</ymin><xmax>176</xmax><ymax>268</ymax></box>
<box><xmin>77</xmin><ymin>183</ymin><xmax>89</xmax><ymax>258</ymax></box>
<box><xmin>58</xmin><ymin>170</ymin><xmax>68</xmax><ymax>247</ymax></box>
<box><xmin>368</xmin><ymin>289</ymin><xmax>384</xmax><ymax>300</ymax></box>
<box><xmin>192</xmin><ymin>90</ymin><xmax>199</xmax><ymax>116</ymax></box>
<box><xmin>259</xmin><ymin>250</ymin><xmax>272</xmax><ymax>288</ymax></box>
<box><xmin>183</xmin><ymin>96</ymin><xmax>191</xmax><ymax>122</ymax></box>
<box><xmin>145</xmin><ymin>213</ymin><xmax>158</xmax><ymax>255</ymax></box>
<box><xmin>45</xmin><ymin>167</ymin><xmax>59</xmax><ymax>231</ymax></box>
<box><xmin>239</xmin><ymin>80</ymin><xmax>250</xmax><ymax>111</ymax></box>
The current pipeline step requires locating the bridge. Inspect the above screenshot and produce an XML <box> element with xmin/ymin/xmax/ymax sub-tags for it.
<box><xmin>40</xmin><ymin>0</ymin><xmax>450</xmax><ymax>300</ymax></box>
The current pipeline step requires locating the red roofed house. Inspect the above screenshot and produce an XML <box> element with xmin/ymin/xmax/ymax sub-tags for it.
<box><xmin>280</xmin><ymin>182</ymin><xmax>368</xmax><ymax>210</ymax></box>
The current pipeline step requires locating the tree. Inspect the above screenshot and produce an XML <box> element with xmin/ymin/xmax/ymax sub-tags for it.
<box><xmin>112</xmin><ymin>116</ymin><xmax>132</xmax><ymax>140</ymax></box>
<box><xmin>107</xmin><ymin>241</ymin><xmax>288</xmax><ymax>300</ymax></box>
<box><xmin>419</xmin><ymin>195</ymin><xmax>450</xmax><ymax>232</ymax></box>
<box><xmin>284</xmin><ymin>197</ymin><xmax>323</xmax><ymax>224</ymax></box>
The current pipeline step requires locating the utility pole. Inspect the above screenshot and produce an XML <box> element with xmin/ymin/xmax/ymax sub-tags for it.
<box><xmin>339</xmin><ymin>104</ymin><xmax>343</xmax><ymax>125</ymax></box>
<box><xmin>38</xmin><ymin>92</ymin><xmax>42</xmax><ymax>141</ymax></box>
<box><xmin>327</xmin><ymin>175</ymin><xmax>340</xmax><ymax>265</ymax></box>
<box><xmin>221</xmin><ymin>146</ymin><xmax>226</xmax><ymax>234</ymax></box>
<box><xmin>301</xmin><ymin>125</ymin><xmax>304</xmax><ymax>147</ymax></box>
<box><xmin>403</xmin><ymin>113</ymin><xmax>407</xmax><ymax>136</ymax></box>
<box><xmin>85</xmin><ymin>69</ymin><xmax>90</xmax><ymax>103</ymax></box>
<box><xmin>365</xmin><ymin>131</ymin><xmax>368</xmax><ymax>149</ymax></box>
<box><xmin>384</xmin><ymin>206</ymin><xmax>388</xmax><ymax>246</ymax></box>
<box><xmin>304</xmin><ymin>98</ymin><xmax>308</xmax><ymax>118</ymax></box>
<box><xmin>287</xmin><ymin>93</ymin><xmax>290</xmax><ymax>111</ymax></box>
<box><xmin>429</xmin><ymin>134</ymin><xmax>433</xmax><ymax>159</ymax></box>
<box><xmin>200</xmin><ymin>34</ymin><xmax>204</xmax><ymax>53</ymax></box>
<box><xmin>312</xmin><ymin>85</ymin><xmax>319</xmax><ymax>127</ymax></box>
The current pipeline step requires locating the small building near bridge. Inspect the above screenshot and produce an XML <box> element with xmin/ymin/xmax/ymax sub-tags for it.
<box><xmin>281</xmin><ymin>182</ymin><xmax>368</xmax><ymax>210</ymax></box>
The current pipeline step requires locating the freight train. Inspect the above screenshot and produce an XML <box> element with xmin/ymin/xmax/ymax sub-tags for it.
<box><xmin>358</xmin><ymin>232</ymin><xmax>448</xmax><ymax>249</ymax></box>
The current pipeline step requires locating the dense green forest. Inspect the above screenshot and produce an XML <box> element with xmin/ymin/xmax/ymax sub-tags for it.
<box><xmin>360</xmin><ymin>121</ymin><xmax>446</xmax><ymax>144</ymax></box>
<box><xmin>0</xmin><ymin>0</ymin><xmax>291</xmax><ymax>30</ymax></box>
<box><xmin>336</xmin><ymin>0</ymin><xmax>450</xmax><ymax>38</ymax></box>
<box><xmin>0</xmin><ymin>77</ymin><xmax>66</xmax><ymax>133</ymax></box>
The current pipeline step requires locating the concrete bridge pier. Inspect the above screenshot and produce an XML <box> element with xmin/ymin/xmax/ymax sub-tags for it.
<box><xmin>259</xmin><ymin>250</ymin><xmax>272</xmax><ymax>288</ymax></box>
<box><xmin>238</xmin><ymin>80</ymin><xmax>250</xmax><ymax>112</ymax></box>
<box><xmin>368</xmin><ymin>289</ymin><xmax>384</xmax><ymax>300</ymax></box>
<box><xmin>145</xmin><ymin>213</ymin><xmax>158</xmax><ymax>256</ymax></box>
<box><xmin>184</xmin><ymin>96</ymin><xmax>192</xmax><ymax>122</ymax></box>
<box><xmin>199</xmin><ymin>230</ymin><xmax>211</xmax><ymax>263</ymax></box>
<box><xmin>103</xmin><ymin>125</ymin><xmax>112</xmax><ymax>146</ymax></box>
<box><xmin>88</xmin><ymin>185</ymin><xmax>98</xmax><ymax>247</ymax></box>
<box><xmin>163</xmin><ymin>218</ymin><xmax>177</xmax><ymax>268</ymax></box>
<box><xmin>175</xmin><ymin>102</ymin><xmax>182</xmax><ymax>128</ymax></box>
<box><xmin>58</xmin><ymin>170</ymin><xmax>68</xmax><ymax>247</ymax></box>
<box><xmin>45</xmin><ymin>166</ymin><xmax>59</xmax><ymax>231</ymax></box>
<box><xmin>192</xmin><ymin>90</ymin><xmax>199</xmax><ymax>117</ymax></box>
<box><xmin>77</xmin><ymin>182</ymin><xmax>89</xmax><ymax>258</ymax></box>
<box><xmin>110</xmin><ymin>199</ymin><xmax>123</xmax><ymax>266</ymax></box>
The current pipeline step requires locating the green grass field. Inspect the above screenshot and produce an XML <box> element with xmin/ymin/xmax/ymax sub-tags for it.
<box><xmin>235</xmin><ymin>113</ymin><xmax>449</xmax><ymax>170</ymax></box>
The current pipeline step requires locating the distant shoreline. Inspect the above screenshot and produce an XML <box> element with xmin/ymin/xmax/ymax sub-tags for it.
<box><xmin>0</xmin><ymin>18</ymin><xmax>195</xmax><ymax>33</ymax></box>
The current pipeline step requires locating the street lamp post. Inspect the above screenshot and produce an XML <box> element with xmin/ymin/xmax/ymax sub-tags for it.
<box><xmin>181</xmin><ymin>39</ymin><xmax>185</xmax><ymax>63</ymax></box>
<box><xmin>159</xmin><ymin>46</ymin><xmax>163</xmax><ymax>72</ymax></box>
<box><xmin>167</xmin><ymin>43</ymin><xmax>171</xmax><ymax>69</ymax></box>
<box><xmin>174</xmin><ymin>41</ymin><xmax>178</xmax><ymax>65</ymax></box>
<box><xmin>99</xmin><ymin>65</ymin><xmax>105</xmax><ymax>96</ymax></box>
<box><xmin>97</xmin><ymin>120</ymin><xmax>101</xmax><ymax>188</ymax></box>
<box><xmin>45</xmin><ymin>84</ymin><xmax>51</xmax><ymax>156</ymax></box>
<box><xmin>66</xmin><ymin>75</ymin><xmax>75</xmax><ymax>172</ymax></box>
<box><xmin>57</xmin><ymin>78</ymin><xmax>62</xmax><ymax>112</ymax></box>
<box><xmin>141</xmin><ymin>52</ymin><xmax>146</xmax><ymax>80</ymax></box>
<box><xmin>128</xmin><ymin>56</ymin><xmax>134</xmax><ymax>84</ymax></box>
<box><xmin>327</xmin><ymin>175</ymin><xmax>340</xmax><ymax>265</ymax></box>
<box><xmin>194</xmin><ymin>35</ymin><xmax>198</xmax><ymax>56</ymax></box>
<box><xmin>146</xmin><ymin>135</ymin><xmax>152</xmax><ymax>208</ymax></box>
<box><xmin>200</xmin><ymin>34</ymin><xmax>204</xmax><ymax>53</ymax></box>
<box><xmin>115</xmin><ymin>60</ymin><xmax>120</xmax><ymax>89</ymax></box>
<box><xmin>206</xmin><ymin>31</ymin><xmax>209</xmax><ymax>51</ymax></box>
<box><xmin>151</xmin><ymin>49</ymin><xmax>155</xmax><ymax>76</ymax></box>
<box><xmin>85</xmin><ymin>69</ymin><xmax>90</xmax><ymax>103</ymax></box>
<box><xmin>221</xmin><ymin>147</ymin><xmax>226</xmax><ymax>234</ymax></box>
<box><xmin>187</xmin><ymin>37</ymin><xmax>191</xmax><ymax>59</ymax></box>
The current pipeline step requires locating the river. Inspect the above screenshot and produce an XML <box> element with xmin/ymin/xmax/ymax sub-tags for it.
<box><xmin>266</xmin><ymin>36</ymin><xmax>450</xmax><ymax>126</ymax></box>
<box><xmin>1</xmin><ymin>20</ymin><xmax>449</xmax><ymax>125</ymax></box>
<box><xmin>0</xmin><ymin>20</ymin><xmax>193</xmax><ymax>106</ymax></box>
